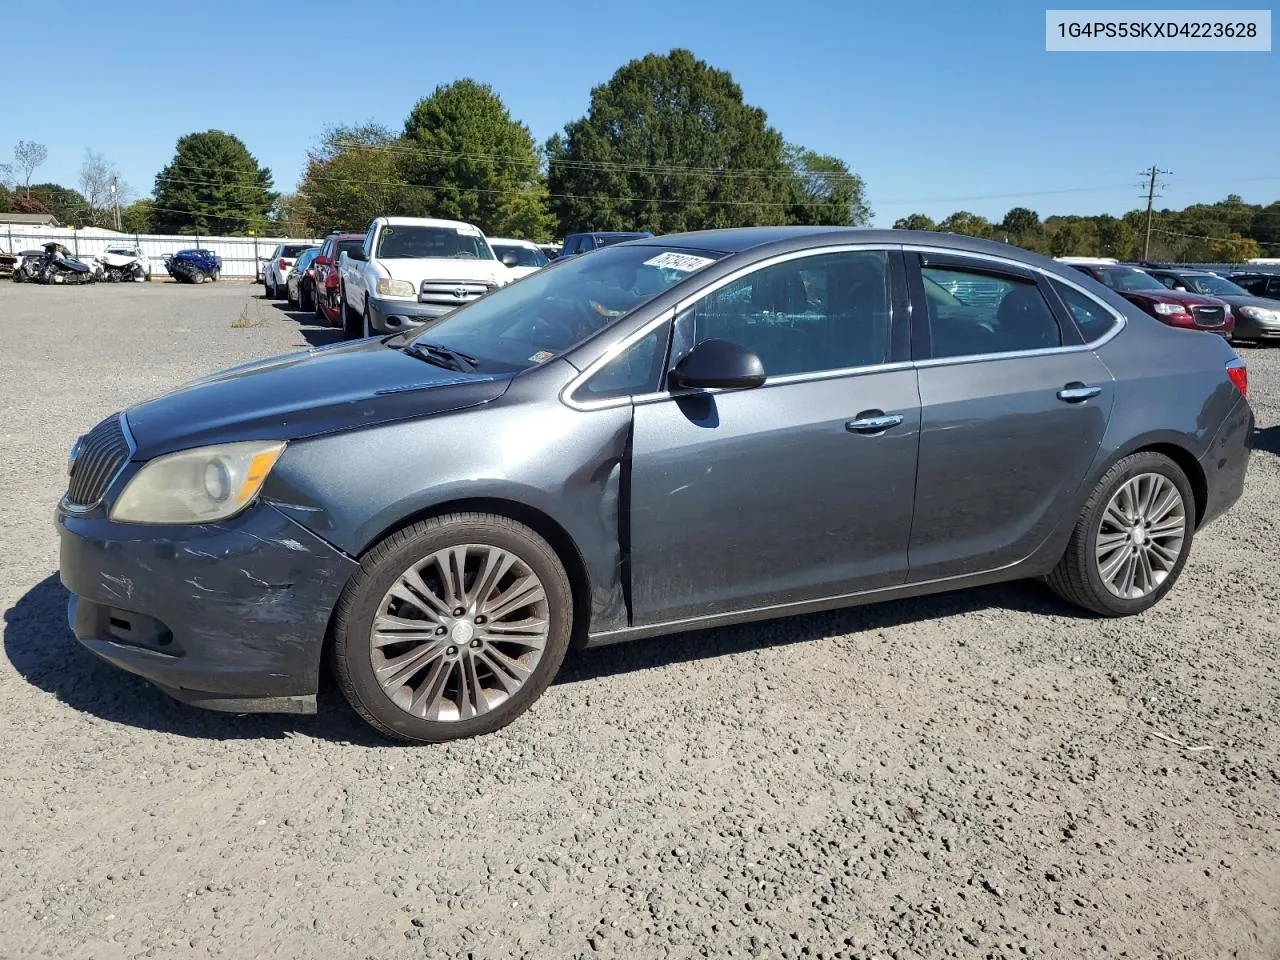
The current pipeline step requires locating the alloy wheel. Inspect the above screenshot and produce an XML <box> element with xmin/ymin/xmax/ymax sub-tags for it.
<box><xmin>369</xmin><ymin>544</ymin><xmax>550</xmax><ymax>722</ymax></box>
<box><xmin>1094</xmin><ymin>472</ymin><xmax>1187</xmax><ymax>600</ymax></box>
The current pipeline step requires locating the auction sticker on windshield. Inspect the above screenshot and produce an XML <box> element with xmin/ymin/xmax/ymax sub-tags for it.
<box><xmin>643</xmin><ymin>252</ymin><xmax>716</xmax><ymax>272</ymax></box>
<box><xmin>528</xmin><ymin>350</ymin><xmax>555</xmax><ymax>364</ymax></box>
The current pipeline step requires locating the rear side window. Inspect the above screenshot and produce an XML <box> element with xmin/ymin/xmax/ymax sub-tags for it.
<box><xmin>921</xmin><ymin>265</ymin><xmax>1061</xmax><ymax>359</ymax></box>
<box><xmin>1049</xmin><ymin>279</ymin><xmax>1119</xmax><ymax>342</ymax></box>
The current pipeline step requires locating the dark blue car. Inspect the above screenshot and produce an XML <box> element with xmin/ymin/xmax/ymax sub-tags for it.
<box><xmin>165</xmin><ymin>249</ymin><xmax>223</xmax><ymax>284</ymax></box>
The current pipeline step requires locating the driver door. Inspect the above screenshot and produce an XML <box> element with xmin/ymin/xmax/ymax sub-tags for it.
<box><xmin>625</xmin><ymin>248</ymin><xmax>920</xmax><ymax>626</ymax></box>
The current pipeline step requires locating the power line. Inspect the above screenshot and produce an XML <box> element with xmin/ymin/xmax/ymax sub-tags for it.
<box><xmin>1139</xmin><ymin>165</ymin><xmax>1173</xmax><ymax>260</ymax></box>
<box><xmin>1152</xmin><ymin>226</ymin><xmax>1280</xmax><ymax>249</ymax></box>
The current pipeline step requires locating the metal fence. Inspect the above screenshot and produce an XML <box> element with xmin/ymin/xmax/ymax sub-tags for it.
<box><xmin>0</xmin><ymin>226</ymin><xmax>322</xmax><ymax>279</ymax></box>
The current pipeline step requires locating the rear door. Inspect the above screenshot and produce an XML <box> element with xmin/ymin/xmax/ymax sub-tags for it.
<box><xmin>626</xmin><ymin>246</ymin><xmax>920</xmax><ymax>625</ymax></box>
<box><xmin>904</xmin><ymin>251</ymin><xmax>1115</xmax><ymax>581</ymax></box>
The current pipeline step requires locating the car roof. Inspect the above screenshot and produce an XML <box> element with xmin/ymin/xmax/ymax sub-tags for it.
<box><xmin>379</xmin><ymin>216</ymin><xmax>483</xmax><ymax>230</ymax></box>
<box><xmin>487</xmin><ymin>237</ymin><xmax>539</xmax><ymax>247</ymax></box>
<box><xmin>635</xmin><ymin>226</ymin><xmax>1090</xmax><ymax>273</ymax></box>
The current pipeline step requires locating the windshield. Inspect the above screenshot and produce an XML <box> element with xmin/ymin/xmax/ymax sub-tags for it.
<box><xmin>376</xmin><ymin>225</ymin><xmax>493</xmax><ymax>260</ymax></box>
<box><xmin>1093</xmin><ymin>266</ymin><xmax>1166</xmax><ymax>292</ymax></box>
<box><xmin>106</xmin><ymin>247</ymin><xmax>136</xmax><ymax>256</ymax></box>
<box><xmin>492</xmin><ymin>243</ymin><xmax>549</xmax><ymax>268</ymax></box>
<box><xmin>409</xmin><ymin>244</ymin><xmax>723</xmax><ymax>373</ymax></box>
<box><xmin>1183</xmin><ymin>274</ymin><xmax>1248</xmax><ymax>297</ymax></box>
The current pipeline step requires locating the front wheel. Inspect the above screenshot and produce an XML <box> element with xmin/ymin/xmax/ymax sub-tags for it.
<box><xmin>1046</xmin><ymin>451</ymin><xmax>1194</xmax><ymax>616</ymax></box>
<box><xmin>190</xmin><ymin>269</ymin><xmax>206</xmax><ymax>284</ymax></box>
<box><xmin>332</xmin><ymin>514</ymin><xmax>574</xmax><ymax>744</ymax></box>
<box><xmin>342</xmin><ymin>291</ymin><xmax>361</xmax><ymax>340</ymax></box>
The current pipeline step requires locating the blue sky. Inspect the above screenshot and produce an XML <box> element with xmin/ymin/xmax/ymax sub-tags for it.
<box><xmin>4</xmin><ymin>0</ymin><xmax>1275</xmax><ymax>227</ymax></box>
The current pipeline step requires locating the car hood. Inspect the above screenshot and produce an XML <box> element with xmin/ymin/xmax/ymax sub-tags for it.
<box><xmin>1119</xmin><ymin>289</ymin><xmax>1225</xmax><ymax>307</ymax></box>
<box><xmin>379</xmin><ymin>257</ymin><xmax>510</xmax><ymax>287</ymax></box>
<box><xmin>125</xmin><ymin>338</ymin><xmax>512</xmax><ymax>458</ymax></box>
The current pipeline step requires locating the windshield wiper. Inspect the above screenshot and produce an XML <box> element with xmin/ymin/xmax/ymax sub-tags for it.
<box><xmin>403</xmin><ymin>341</ymin><xmax>479</xmax><ymax>372</ymax></box>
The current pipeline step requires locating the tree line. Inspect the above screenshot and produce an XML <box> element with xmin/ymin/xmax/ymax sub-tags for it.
<box><xmin>1</xmin><ymin>50</ymin><xmax>870</xmax><ymax>241</ymax></box>
<box><xmin>893</xmin><ymin>198</ymin><xmax>1279</xmax><ymax>263</ymax></box>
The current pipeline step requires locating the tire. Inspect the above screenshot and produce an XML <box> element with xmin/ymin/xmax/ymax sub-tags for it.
<box><xmin>314</xmin><ymin>286</ymin><xmax>325</xmax><ymax>319</ymax></box>
<box><xmin>266</xmin><ymin>277</ymin><xmax>277</xmax><ymax>299</ymax></box>
<box><xmin>210</xmin><ymin>269</ymin><xmax>220</xmax><ymax>282</ymax></box>
<box><xmin>362</xmin><ymin>302</ymin><xmax>373</xmax><ymax>339</ymax></box>
<box><xmin>1046</xmin><ymin>451</ymin><xmax>1195</xmax><ymax>617</ymax></box>
<box><xmin>332</xmin><ymin>513</ymin><xmax>574</xmax><ymax>744</ymax></box>
<box><xmin>342</xmin><ymin>292</ymin><xmax>362</xmax><ymax>340</ymax></box>
<box><xmin>191</xmin><ymin>270</ymin><xmax>206</xmax><ymax>284</ymax></box>
<box><xmin>263</xmin><ymin>282</ymin><xmax>271</xmax><ymax>299</ymax></box>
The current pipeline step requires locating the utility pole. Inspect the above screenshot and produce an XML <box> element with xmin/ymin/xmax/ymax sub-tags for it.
<box><xmin>110</xmin><ymin>176</ymin><xmax>121</xmax><ymax>232</ymax></box>
<box><xmin>1140</xmin><ymin>165</ymin><xmax>1171</xmax><ymax>261</ymax></box>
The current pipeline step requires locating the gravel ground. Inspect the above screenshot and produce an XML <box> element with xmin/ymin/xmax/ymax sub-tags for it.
<box><xmin>1</xmin><ymin>281</ymin><xmax>1277</xmax><ymax>960</ymax></box>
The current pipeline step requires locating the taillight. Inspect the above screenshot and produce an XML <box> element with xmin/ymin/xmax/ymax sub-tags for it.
<box><xmin>278</xmin><ymin>259</ymin><xmax>287</xmax><ymax>270</ymax></box>
<box><xmin>1227</xmin><ymin>361</ymin><xmax>1247</xmax><ymax>397</ymax></box>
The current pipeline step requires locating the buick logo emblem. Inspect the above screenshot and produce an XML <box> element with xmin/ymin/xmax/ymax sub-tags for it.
<box><xmin>452</xmin><ymin>287</ymin><xmax>468</xmax><ymax>300</ymax></box>
<box><xmin>67</xmin><ymin>436</ymin><xmax>84</xmax><ymax>476</ymax></box>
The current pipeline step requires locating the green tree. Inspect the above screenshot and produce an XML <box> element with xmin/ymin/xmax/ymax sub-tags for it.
<box><xmin>937</xmin><ymin>211</ymin><xmax>992</xmax><ymax>238</ymax></box>
<box><xmin>152</xmin><ymin>131</ymin><xmax>275</xmax><ymax>235</ymax></box>
<box><xmin>0</xmin><ymin>184</ymin><xmax>10</xmax><ymax>213</ymax></box>
<box><xmin>1094</xmin><ymin>214</ymin><xmax>1136</xmax><ymax>259</ymax></box>
<box><xmin>27</xmin><ymin>183</ymin><xmax>89</xmax><ymax>224</ymax></box>
<box><xmin>783</xmin><ymin>144</ymin><xmax>871</xmax><ymax>226</ymax></box>
<box><xmin>400</xmin><ymin>80</ymin><xmax>553</xmax><ymax>239</ymax></box>
<box><xmin>1209</xmin><ymin>233</ymin><xmax>1261</xmax><ymax>262</ymax></box>
<box><xmin>119</xmin><ymin>199</ymin><xmax>154</xmax><ymax>234</ymax></box>
<box><xmin>298</xmin><ymin>123</ymin><xmax>411</xmax><ymax>235</ymax></box>
<box><xmin>999</xmin><ymin>206</ymin><xmax>1040</xmax><ymax>237</ymax></box>
<box><xmin>547</xmin><ymin>49</ymin><xmax>795</xmax><ymax>235</ymax></box>
<box><xmin>1047</xmin><ymin>218</ymin><xmax>1093</xmax><ymax>257</ymax></box>
<box><xmin>892</xmin><ymin>213</ymin><xmax>937</xmax><ymax>231</ymax></box>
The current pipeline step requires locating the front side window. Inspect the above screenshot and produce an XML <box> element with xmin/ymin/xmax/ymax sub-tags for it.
<box><xmin>410</xmin><ymin>244</ymin><xmax>722</xmax><ymax>373</ymax></box>
<box><xmin>922</xmin><ymin>265</ymin><xmax>1061</xmax><ymax>358</ymax></box>
<box><xmin>1050</xmin><ymin>278</ymin><xmax>1117</xmax><ymax>341</ymax></box>
<box><xmin>1184</xmin><ymin>274</ymin><xmax>1248</xmax><ymax>297</ymax></box>
<box><xmin>679</xmin><ymin>250</ymin><xmax>891</xmax><ymax>378</ymax></box>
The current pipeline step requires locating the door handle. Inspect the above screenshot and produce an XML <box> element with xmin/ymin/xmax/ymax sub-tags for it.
<box><xmin>845</xmin><ymin>412</ymin><xmax>904</xmax><ymax>434</ymax></box>
<box><xmin>1056</xmin><ymin>382</ymin><xmax>1102</xmax><ymax>403</ymax></box>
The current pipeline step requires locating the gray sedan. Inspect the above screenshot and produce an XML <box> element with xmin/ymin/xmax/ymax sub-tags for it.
<box><xmin>57</xmin><ymin>228</ymin><xmax>1253</xmax><ymax>743</ymax></box>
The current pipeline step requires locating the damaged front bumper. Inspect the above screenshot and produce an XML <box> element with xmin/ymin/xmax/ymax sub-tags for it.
<box><xmin>57</xmin><ymin>501</ymin><xmax>359</xmax><ymax>714</ymax></box>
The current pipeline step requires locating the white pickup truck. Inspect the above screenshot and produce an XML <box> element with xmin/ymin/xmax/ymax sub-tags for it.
<box><xmin>338</xmin><ymin>216</ymin><xmax>512</xmax><ymax>339</ymax></box>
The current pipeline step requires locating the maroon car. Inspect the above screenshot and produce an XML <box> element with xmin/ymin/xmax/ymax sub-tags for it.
<box><xmin>313</xmin><ymin>233</ymin><xmax>367</xmax><ymax>327</ymax></box>
<box><xmin>1064</xmin><ymin>261</ymin><xmax>1234</xmax><ymax>340</ymax></box>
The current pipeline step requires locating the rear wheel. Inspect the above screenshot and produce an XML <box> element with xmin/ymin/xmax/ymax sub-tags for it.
<box><xmin>1046</xmin><ymin>451</ymin><xmax>1194</xmax><ymax>616</ymax></box>
<box><xmin>332</xmin><ymin>514</ymin><xmax>573</xmax><ymax>744</ymax></box>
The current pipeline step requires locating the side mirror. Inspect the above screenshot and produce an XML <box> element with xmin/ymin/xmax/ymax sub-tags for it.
<box><xmin>314</xmin><ymin>255</ymin><xmax>329</xmax><ymax>266</ymax></box>
<box><xmin>668</xmin><ymin>338</ymin><xmax>766</xmax><ymax>391</ymax></box>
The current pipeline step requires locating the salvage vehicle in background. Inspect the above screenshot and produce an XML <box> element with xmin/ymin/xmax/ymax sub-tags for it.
<box><xmin>263</xmin><ymin>243</ymin><xmax>315</xmax><ymax>299</ymax></box>
<box><xmin>488</xmin><ymin>237</ymin><xmax>551</xmax><ymax>278</ymax></box>
<box><xmin>1058</xmin><ymin>258</ymin><xmax>1234</xmax><ymax>339</ymax></box>
<box><xmin>164</xmin><ymin>249</ymin><xmax>223</xmax><ymax>284</ymax></box>
<box><xmin>558</xmin><ymin>231</ymin><xmax>653</xmax><ymax>258</ymax></box>
<box><xmin>314</xmin><ymin>232</ymin><xmax>366</xmax><ymax>326</ymax></box>
<box><xmin>22</xmin><ymin>242</ymin><xmax>97</xmax><ymax>284</ymax></box>
<box><xmin>1229</xmin><ymin>272</ymin><xmax>1280</xmax><ymax>303</ymax></box>
<box><xmin>1142</xmin><ymin>265</ymin><xmax>1280</xmax><ymax>342</ymax></box>
<box><xmin>338</xmin><ymin>216</ymin><xmax>510</xmax><ymax>340</ymax></box>
<box><xmin>57</xmin><ymin>228</ymin><xmax>1252</xmax><ymax>744</ymax></box>
<box><xmin>95</xmin><ymin>247</ymin><xmax>149</xmax><ymax>283</ymax></box>
<box><xmin>286</xmin><ymin>247</ymin><xmax>322</xmax><ymax>311</ymax></box>
<box><xmin>9</xmin><ymin>249</ymin><xmax>47</xmax><ymax>282</ymax></box>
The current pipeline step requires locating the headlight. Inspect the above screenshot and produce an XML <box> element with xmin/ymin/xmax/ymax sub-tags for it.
<box><xmin>1240</xmin><ymin>306</ymin><xmax>1280</xmax><ymax>322</ymax></box>
<box><xmin>111</xmin><ymin>441</ymin><xmax>286</xmax><ymax>524</ymax></box>
<box><xmin>1152</xmin><ymin>302</ymin><xmax>1189</xmax><ymax>316</ymax></box>
<box><xmin>376</xmin><ymin>278</ymin><xmax>416</xmax><ymax>298</ymax></box>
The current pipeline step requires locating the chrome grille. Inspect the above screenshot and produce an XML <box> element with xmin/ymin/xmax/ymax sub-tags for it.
<box><xmin>419</xmin><ymin>280</ymin><xmax>495</xmax><ymax>307</ymax></box>
<box><xmin>66</xmin><ymin>414</ymin><xmax>130</xmax><ymax>508</ymax></box>
<box><xmin>1190</xmin><ymin>305</ymin><xmax>1226</xmax><ymax>327</ymax></box>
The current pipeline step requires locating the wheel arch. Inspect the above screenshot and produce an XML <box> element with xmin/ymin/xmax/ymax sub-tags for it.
<box><xmin>1131</xmin><ymin>441</ymin><xmax>1208</xmax><ymax>529</ymax></box>
<box><xmin>354</xmin><ymin>496</ymin><xmax>594</xmax><ymax>650</ymax></box>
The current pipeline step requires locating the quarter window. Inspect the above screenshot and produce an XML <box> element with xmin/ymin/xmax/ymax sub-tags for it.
<box><xmin>575</xmin><ymin>324</ymin><xmax>670</xmax><ymax>402</ymax></box>
<box><xmin>1049</xmin><ymin>279</ymin><xmax>1118</xmax><ymax>341</ymax></box>
<box><xmin>678</xmin><ymin>250</ymin><xmax>891</xmax><ymax>377</ymax></box>
<box><xmin>921</xmin><ymin>265</ymin><xmax>1061</xmax><ymax>358</ymax></box>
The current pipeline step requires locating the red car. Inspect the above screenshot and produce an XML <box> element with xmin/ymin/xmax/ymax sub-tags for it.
<box><xmin>1062</xmin><ymin>260</ymin><xmax>1234</xmax><ymax>340</ymax></box>
<box><xmin>313</xmin><ymin>233</ymin><xmax>367</xmax><ymax>327</ymax></box>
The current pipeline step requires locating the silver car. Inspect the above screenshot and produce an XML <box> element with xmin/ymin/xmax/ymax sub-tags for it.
<box><xmin>57</xmin><ymin>228</ymin><xmax>1253</xmax><ymax>743</ymax></box>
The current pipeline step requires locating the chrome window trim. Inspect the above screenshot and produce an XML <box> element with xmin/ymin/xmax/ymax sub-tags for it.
<box><xmin>559</xmin><ymin>243</ymin><xmax>1129</xmax><ymax>411</ymax></box>
<box><xmin>59</xmin><ymin>413</ymin><xmax>137</xmax><ymax>516</ymax></box>
<box><xmin>903</xmin><ymin>244</ymin><xmax>1127</xmax><ymax>354</ymax></box>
